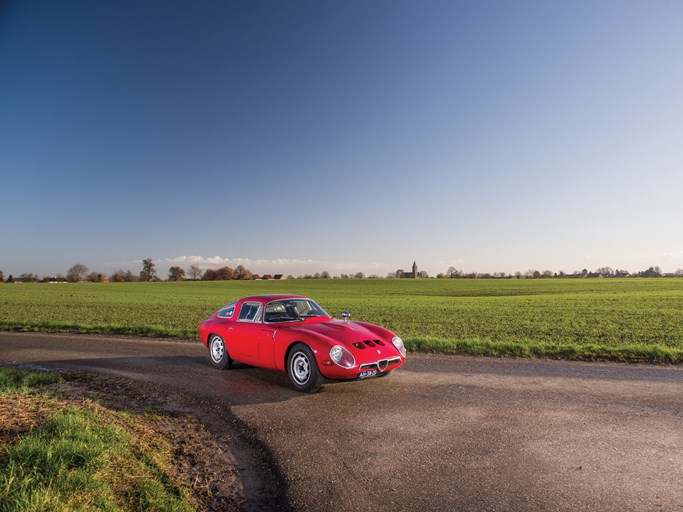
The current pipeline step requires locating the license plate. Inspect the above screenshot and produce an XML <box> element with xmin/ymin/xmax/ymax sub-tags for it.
<box><xmin>358</xmin><ymin>369</ymin><xmax>378</xmax><ymax>379</ymax></box>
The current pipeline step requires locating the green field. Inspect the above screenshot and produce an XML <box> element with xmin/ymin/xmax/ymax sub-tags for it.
<box><xmin>1</xmin><ymin>279</ymin><xmax>683</xmax><ymax>363</ymax></box>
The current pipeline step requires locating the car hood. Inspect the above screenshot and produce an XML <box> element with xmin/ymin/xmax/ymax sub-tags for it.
<box><xmin>286</xmin><ymin>319</ymin><xmax>402</xmax><ymax>363</ymax></box>
<box><xmin>287</xmin><ymin>319</ymin><xmax>380</xmax><ymax>343</ymax></box>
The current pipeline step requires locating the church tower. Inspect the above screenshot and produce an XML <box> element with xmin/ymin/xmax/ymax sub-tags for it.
<box><xmin>412</xmin><ymin>261</ymin><xmax>418</xmax><ymax>278</ymax></box>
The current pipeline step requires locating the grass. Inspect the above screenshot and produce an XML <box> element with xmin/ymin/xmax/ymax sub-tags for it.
<box><xmin>1</xmin><ymin>279</ymin><xmax>683</xmax><ymax>363</ymax></box>
<box><xmin>0</xmin><ymin>368</ymin><xmax>195</xmax><ymax>512</ymax></box>
<box><xmin>0</xmin><ymin>367</ymin><xmax>63</xmax><ymax>393</ymax></box>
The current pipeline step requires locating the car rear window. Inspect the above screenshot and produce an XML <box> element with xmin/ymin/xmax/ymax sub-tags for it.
<box><xmin>217</xmin><ymin>306</ymin><xmax>235</xmax><ymax>318</ymax></box>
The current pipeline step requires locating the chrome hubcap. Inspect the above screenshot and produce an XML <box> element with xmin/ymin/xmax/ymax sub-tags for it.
<box><xmin>291</xmin><ymin>352</ymin><xmax>310</xmax><ymax>384</ymax></box>
<box><xmin>211</xmin><ymin>337</ymin><xmax>224</xmax><ymax>363</ymax></box>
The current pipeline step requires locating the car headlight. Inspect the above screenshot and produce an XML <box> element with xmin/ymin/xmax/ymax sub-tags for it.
<box><xmin>392</xmin><ymin>336</ymin><xmax>407</xmax><ymax>358</ymax></box>
<box><xmin>329</xmin><ymin>345</ymin><xmax>355</xmax><ymax>368</ymax></box>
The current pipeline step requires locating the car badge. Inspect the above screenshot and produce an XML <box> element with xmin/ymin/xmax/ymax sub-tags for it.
<box><xmin>376</xmin><ymin>349</ymin><xmax>381</xmax><ymax>355</ymax></box>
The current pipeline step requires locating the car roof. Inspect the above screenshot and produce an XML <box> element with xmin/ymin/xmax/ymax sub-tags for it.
<box><xmin>239</xmin><ymin>294</ymin><xmax>308</xmax><ymax>303</ymax></box>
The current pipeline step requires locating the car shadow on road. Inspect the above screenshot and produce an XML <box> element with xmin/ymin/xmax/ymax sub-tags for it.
<box><xmin>28</xmin><ymin>355</ymin><xmax>320</xmax><ymax>407</ymax></box>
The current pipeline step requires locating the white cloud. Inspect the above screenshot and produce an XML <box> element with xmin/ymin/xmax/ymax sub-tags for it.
<box><xmin>128</xmin><ymin>255</ymin><xmax>384</xmax><ymax>276</ymax></box>
<box><xmin>115</xmin><ymin>255</ymin><xmax>419</xmax><ymax>277</ymax></box>
<box><xmin>155</xmin><ymin>255</ymin><xmax>317</xmax><ymax>271</ymax></box>
<box><xmin>659</xmin><ymin>250</ymin><xmax>683</xmax><ymax>261</ymax></box>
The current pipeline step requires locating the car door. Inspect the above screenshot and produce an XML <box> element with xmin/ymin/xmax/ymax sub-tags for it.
<box><xmin>229</xmin><ymin>301</ymin><xmax>264</xmax><ymax>364</ymax></box>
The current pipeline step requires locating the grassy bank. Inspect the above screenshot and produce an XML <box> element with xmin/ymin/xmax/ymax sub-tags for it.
<box><xmin>0</xmin><ymin>368</ymin><xmax>195</xmax><ymax>512</ymax></box>
<box><xmin>1</xmin><ymin>279</ymin><xmax>683</xmax><ymax>363</ymax></box>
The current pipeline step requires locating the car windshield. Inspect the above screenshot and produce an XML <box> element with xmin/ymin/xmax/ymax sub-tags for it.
<box><xmin>264</xmin><ymin>298</ymin><xmax>330</xmax><ymax>323</ymax></box>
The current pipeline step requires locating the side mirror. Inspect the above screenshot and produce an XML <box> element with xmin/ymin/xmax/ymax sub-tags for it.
<box><xmin>341</xmin><ymin>311</ymin><xmax>351</xmax><ymax>322</ymax></box>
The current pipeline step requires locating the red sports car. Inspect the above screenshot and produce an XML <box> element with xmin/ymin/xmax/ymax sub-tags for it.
<box><xmin>198</xmin><ymin>294</ymin><xmax>407</xmax><ymax>392</ymax></box>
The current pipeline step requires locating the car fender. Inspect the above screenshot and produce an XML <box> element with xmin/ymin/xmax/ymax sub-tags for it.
<box><xmin>275</xmin><ymin>330</ymin><xmax>337</xmax><ymax>372</ymax></box>
<box><xmin>353</xmin><ymin>321</ymin><xmax>396</xmax><ymax>342</ymax></box>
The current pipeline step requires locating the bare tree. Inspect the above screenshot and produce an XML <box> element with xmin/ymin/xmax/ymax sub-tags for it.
<box><xmin>234</xmin><ymin>265</ymin><xmax>252</xmax><ymax>280</ymax></box>
<box><xmin>188</xmin><ymin>265</ymin><xmax>202</xmax><ymax>281</ymax></box>
<box><xmin>168</xmin><ymin>266</ymin><xmax>186</xmax><ymax>281</ymax></box>
<box><xmin>216</xmin><ymin>266</ymin><xmax>235</xmax><ymax>280</ymax></box>
<box><xmin>87</xmin><ymin>272</ymin><xmax>104</xmax><ymax>283</ymax></box>
<box><xmin>638</xmin><ymin>266</ymin><xmax>663</xmax><ymax>278</ymax></box>
<box><xmin>202</xmin><ymin>269</ymin><xmax>218</xmax><ymax>281</ymax></box>
<box><xmin>66</xmin><ymin>263</ymin><xmax>89</xmax><ymax>283</ymax></box>
<box><xmin>140</xmin><ymin>258</ymin><xmax>157</xmax><ymax>282</ymax></box>
<box><xmin>111</xmin><ymin>270</ymin><xmax>126</xmax><ymax>282</ymax></box>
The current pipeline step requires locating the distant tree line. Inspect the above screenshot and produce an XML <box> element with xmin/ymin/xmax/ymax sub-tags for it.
<box><xmin>2</xmin><ymin>263</ymin><xmax>683</xmax><ymax>283</ymax></box>
<box><xmin>200</xmin><ymin>265</ymin><xmax>253</xmax><ymax>281</ymax></box>
<box><xmin>431</xmin><ymin>266</ymin><xmax>683</xmax><ymax>279</ymax></box>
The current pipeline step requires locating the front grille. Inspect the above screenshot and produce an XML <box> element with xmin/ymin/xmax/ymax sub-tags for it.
<box><xmin>359</xmin><ymin>357</ymin><xmax>402</xmax><ymax>372</ymax></box>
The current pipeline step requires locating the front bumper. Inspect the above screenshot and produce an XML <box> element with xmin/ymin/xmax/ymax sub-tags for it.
<box><xmin>319</xmin><ymin>355</ymin><xmax>404</xmax><ymax>380</ymax></box>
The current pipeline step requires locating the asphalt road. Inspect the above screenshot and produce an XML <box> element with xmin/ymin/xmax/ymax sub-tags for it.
<box><xmin>2</xmin><ymin>332</ymin><xmax>682</xmax><ymax>511</ymax></box>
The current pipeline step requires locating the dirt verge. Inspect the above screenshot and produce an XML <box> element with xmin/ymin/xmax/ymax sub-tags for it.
<box><xmin>0</xmin><ymin>368</ymin><xmax>289</xmax><ymax>512</ymax></box>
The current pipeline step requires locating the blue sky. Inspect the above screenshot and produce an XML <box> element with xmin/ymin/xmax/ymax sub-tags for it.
<box><xmin>2</xmin><ymin>0</ymin><xmax>682</xmax><ymax>277</ymax></box>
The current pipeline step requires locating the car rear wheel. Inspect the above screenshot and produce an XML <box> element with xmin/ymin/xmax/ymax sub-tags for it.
<box><xmin>209</xmin><ymin>334</ymin><xmax>233</xmax><ymax>370</ymax></box>
<box><xmin>287</xmin><ymin>343</ymin><xmax>323</xmax><ymax>393</ymax></box>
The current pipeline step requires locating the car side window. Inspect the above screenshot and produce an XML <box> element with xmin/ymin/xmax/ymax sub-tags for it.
<box><xmin>264</xmin><ymin>301</ymin><xmax>288</xmax><ymax>322</ymax></box>
<box><xmin>238</xmin><ymin>302</ymin><xmax>262</xmax><ymax>323</ymax></box>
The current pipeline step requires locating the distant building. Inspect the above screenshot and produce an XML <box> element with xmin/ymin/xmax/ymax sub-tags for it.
<box><xmin>253</xmin><ymin>273</ymin><xmax>283</xmax><ymax>280</ymax></box>
<box><xmin>398</xmin><ymin>261</ymin><xmax>419</xmax><ymax>278</ymax></box>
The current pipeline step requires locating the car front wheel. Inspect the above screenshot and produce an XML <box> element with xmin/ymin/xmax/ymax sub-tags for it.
<box><xmin>209</xmin><ymin>334</ymin><xmax>233</xmax><ymax>370</ymax></box>
<box><xmin>287</xmin><ymin>343</ymin><xmax>323</xmax><ymax>393</ymax></box>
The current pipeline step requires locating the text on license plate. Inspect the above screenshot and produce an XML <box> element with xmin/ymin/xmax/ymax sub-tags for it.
<box><xmin>358</xmin><ymin>369</ymin><xmax>378</xmax><ymax>379</ymax></box>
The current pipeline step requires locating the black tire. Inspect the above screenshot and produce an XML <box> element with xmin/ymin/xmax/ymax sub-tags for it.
<box><xmin>286</xmin><ymin>343</ymin><xmax>323</xmax><ymax>393</ymax></box>
<box><xmin>208</xmin><ymin>334</ymin><xmax>233</xmax><ymax>370</ymax></box>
